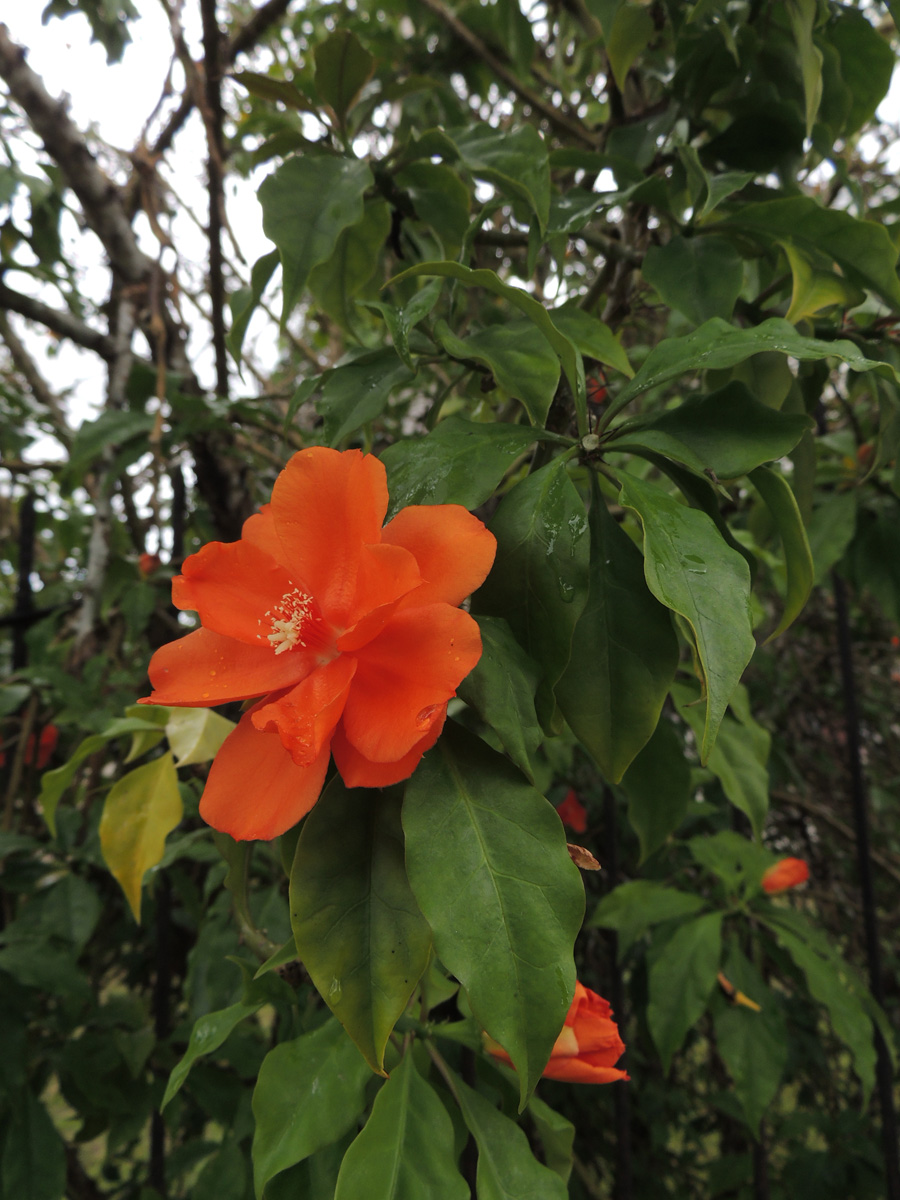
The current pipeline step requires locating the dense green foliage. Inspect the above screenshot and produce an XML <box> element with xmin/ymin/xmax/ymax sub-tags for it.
<box><xmin>2</xmin><ymin>1</ymin><xmax>900</xmax><ymax>1197</ymax></box>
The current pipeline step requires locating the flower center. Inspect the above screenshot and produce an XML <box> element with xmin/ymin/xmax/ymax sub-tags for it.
<box><xmin>261</xmin><ymin>588</ymin><xmax>319</xmax><ymax>655</ymax></box>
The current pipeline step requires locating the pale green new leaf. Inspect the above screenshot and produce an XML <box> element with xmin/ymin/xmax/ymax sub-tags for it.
<box><xmin>166</xmin><ymin>707</ymin><xmax>235</xmax><ymax>766</ymax></box>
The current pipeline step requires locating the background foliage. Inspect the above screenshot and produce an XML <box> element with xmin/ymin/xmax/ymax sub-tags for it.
<box><xmin>2</xmin><ymin>1</ymin><xmax>900</xmax><ymax>1198</ymax></box>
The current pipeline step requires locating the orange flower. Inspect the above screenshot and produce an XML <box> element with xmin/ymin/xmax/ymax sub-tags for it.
<box><xmin>761</xmin><ymin>857</ymin><xmax>809</xmax><ymax>894</ymax></box>
<box><xmin>141</xmin><ymin>448</ymin><xmax>495</xmax><ymax>841</ymax></box>
<box><xmin>139</xmin><ymin>552</ymin><xmax>161</xmax><ymax>576</ymax></box>
<box><xmin>557</xmin><ymin>787</ymin><xmax>588</xmax><ymax>833</ymax></box>
<box><xmin>486</xmin><ymin>982</ymin><xmax>629</xmax><ymax>1084</ymax></box>
<box><xmin>26</xmin><ymin>724</ymin><xmax>58</xmax><ymax>770</ymax></box>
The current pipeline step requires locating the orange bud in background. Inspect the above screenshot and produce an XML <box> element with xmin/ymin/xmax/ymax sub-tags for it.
<box><xmin>857</xmin><ymin>442</ymin><xmax>874</xmax><ymax>467</ymax></box>
<box><xmin>139</xmin><ymin>552</ymin><xmax>161</xmax><ymax>576</ymax></box>
<box><xmin>761</xmin><ymin>857</ymin><xmax>809</xmax><ymax>894</ymax></box>
<box><xmin>557</xmin><ymin>788</ymin><xmax>588</xmax><ymax>833</ymax></box>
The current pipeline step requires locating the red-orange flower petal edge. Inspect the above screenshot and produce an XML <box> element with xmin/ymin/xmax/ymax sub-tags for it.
<box><xmin>761</xmin><ymin>857</ymin><xmax>810</xmax><ymax>894</ymax></box>
<box><xmin>556</xmin><ymin>788</ymin><xmax>588</xmax><ymax>833</ymax></box>
<box><xmin>486</xmin><ymin>981</ymin><xmax>628</xmax><ymax>1085</ymax></box>
<box><xmin>142</xmin><ymin>447</ymin><xmax>496</xmax><ymax>840</ymax></box>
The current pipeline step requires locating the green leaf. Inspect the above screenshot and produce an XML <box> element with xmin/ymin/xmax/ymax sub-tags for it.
<box><xmin>395</xmin><ymin>161</ymin><xmax>470</xmax><ymax>253</ymax></box>
<box><xmin>647</xmin><ymin>912</ymin><xmax>723</xmax><ymax>1070</ymax></box>
<box><xmin>556</xmin><ymin>480</ymin><xmax>678</xmax><ymax>781</ymax></box>
<box><xmin>607</xmin><ymin>3</ymin><xmax>655</xmax><ymax>91</ymax></box>
<box><xmin>807</xmin><ymin>490</ymin><xmax>856</xmax><ymax>583</ymax></box>
<box><xmin>316</xmin><ymin>348</ymin><xmax>414</xmax><ymax>445</ymax></box>
<box><xmin>251</xmin><ymin>1019</ymin><xmax>370</xmax><ymax>1197</ymax></box>
<box><xmin>66</xmin><ymin>409</ymin><xmax>155</xmax><ymax>479</ymax></box>
<box><xmin>474</xmin><ymin>458</ymin><xmax>589</xmax><ymax>730</ymax></box>
<box><xmin>713</xmin><ymin>942</ymin><xmax>788</xmax><ymax>1134</ymax></box>
<box><xmin>550</xmin><ymin>305</ymin><xmax>634</xmax><ymax>378</ymax></box>
<box><xmin>674</xmin><ymin>685</ymin><xmax>771</xmax><ymax>837</ymax></box>
<box><xmin>605</xmin><ymin>317</ymin><xmax>899</xmax><ymax>424</ymax></box>
<box><xmin>725</xmin><ymin>198</ymin><xmax>900</xmax><ymax>309</ymax></box>
<box><xmin>334</xmin><ymin>1053</ymin><xmax>468</xmax><ymax>1200</ymax></box>
<box><xmin>362</xmin><ymin>277</ymin><xmax>443</xmax><ymax>370</ymax></box>
<box><xmin>260</xmin><ymin>156</ymin><xmax>372</xmax><ymax>320</ymax></box>
<box><xmin>610</xmin><ymin>382</ymin><xmax>813</xmax><ymax>479</ymax></box>
<box><xmin>825</xmin><ymin>9</ymin><xmax>895</xmax><ymax>136</ymax></box>
<box><xmin>227</xmin><ymin>248</ymin><xmax>279</xmax><ymax>363</ymax></box>
<box><xmin>387</xmin><ymin>261</ymin><xmax>588</xmax><ymax>435</ymax></box>
<box><xmin>780</xmin><ymin>240</ymin><xmax>866</xmax><ymax>324</ymax></box>
<box><xmin>642</xmin><ymin>236</ymin><xmax>744</xmax><ymax>325</ymax></box>
<box><xmin>161</xmin><ymin>1000</ymin><xmax>264</xmax><ymax>1110</ymax></box>
<box><xmin>619</xmin><ymin>473</ymin><xmax>755</xmax><ymax>761</ymax></box>
<box><xmin>232</xmin><ymin>72</ymin><xmax>313</xmax><ymax>111</ymax></box>
<box><xmin>452</xmin><ymin>123</ymin><xmax>550</xmax><ymax>233</ymax></box>
<box><xmin>451</xmin><ymin>1072</ymin><xmax>569</xmax><ymax>1200</ymax></box>
<box><xmin>764</xmin><ymin>913</ymin><xmax>877</xmax><ymax>1096</ymax></box>
<box><xmin>527</xmin><ymin>1095</ymin><xmax>575</xmax><ymax>1183</ymax></box>
<box><xmin>686</xmin><ymin>829</ymin><xmax>773</xmax><ymax>893</ymax></box>
<box><xmin>193</xmin><ymin>1142</ymin><xmax>249</xmax><ymax>1200</ymax></box>
<box><xmin>0</xmin><ymin>1089</ymin><xmax>66</xmax><ymax>1200</ymax></box>
<box><xmin>457</xmin><ymin>616</ymin><xmax>543</xmax><ymax>782</ymax></box>
<box><xmin>621</xmin><ymin>717</ymin><xmax>691</xmax><ymax>862</ymax></box>
<box><xmin>381</xmin><ymin>416</ymin><xmax>565</xmax><ymax>517</ymax></box>
<box><xmin>787</xmin><ymin>0</ymin><xmax>823</xmax><ymax>137</ymax></box>
<box><xmin>99</xmin><ymin>753</ymin><xmax>183</xmax><ymax>921</ymax></box>
<box><xmin>290</xmin><ymin>778</ymin><xmax>432</xmax><ymax>1074</ymax></box>
<box><xmin>166</xmin><ymin>707</ymin><xmax>235</xmax><ymax>766</ymax></box>
<box><xmin>590</xmin><ymin>880</ymin><xmax>707</xmax><ymax>958</ymax></box>
<box><xmin>309</xmin><ymin>199</ymin><xmax>391</xmax><ymax>331</ymax></box>
<box><xmin>434</xmin><ymin>319</ymin><xmax>560</xmax><ymax>427</ymax></box>
<box><xmin>748</xmin><ymin>465</ymin><xmax>814</xmax><ymax>639</ymax></box>
<box><xmin>314</xmin><ymin>30</ymin><xmax>375</xmax><ymax>126</ymax></box>
<box><xmin>403</xmin><ymin>723</ymin><xmax>584</xmax><ymax>1108</ymax></box>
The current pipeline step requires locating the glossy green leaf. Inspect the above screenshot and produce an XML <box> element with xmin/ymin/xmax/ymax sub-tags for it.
<box><xmin>403</xmin><ymin>722</ymin><xmax>584</xmax><ymax>1108</ymax></box>
<box><xmin>725</xmin><ymin>198</ymin><xmax>900</xmax><ymax>308</ymax></box>
<box><xmin>434</xmin><ymin>318</ymin><xmax>560</xmax><ymax>427</ymax></box>
<box><xmin>647</xmin><ymin>912</ymin><xmax>723</xmax><ymax>1070</ymax></box>
<box><xmin>395</xmin><ymin>161</ymin><xmax>470</xmax><ymax>252</ymax></box>
<box><xmin>362</xmin><ymin>277</ymin><xmax>443</xmax><ymax>370</ymax></box>
<box><xmin>550</xmin><ymin>306</ymin><xmax>634</xmax><ymax>378</ymax></box>
<box><xmin>452</xmin><ymin>122</ymin><xmax>550</xmax><ymax>233</ymax></box>
<box><xmin>748</xmin><ymin>465</ymin><xmax>814</xmax><ymax>639</ymax></box>
<box><xmin>619</xmin><ymin>473</ymin><xmax>755</xmax><ymax>761</ymax></box>
<box><xmin>607</xmin><ymin>4</ymin><xmax>654</xmax><ymax>91</ymax></box>
<box><xmin>457</xmin><ymin>616</ymin><xmax>542</xmax><ymax>782</ymax></box>
<box><xmin>334</xmin><ymin>1053</ymin><xmax>468</xmax><ymax>1200</ymax></box>
<box><xmin>764</xmin><ymin>912</ymin><xmax>877</xmax><ymax>1097</ymax></box>
<box><xmin>290</xmin><ymin>778</ymin><xmax>431</xmax><ymax>1074</ymax></box>
<box><xmin>382</xmin><ymin>417</ymin><xmax>566</xmax><ymax>516</ymax></box>
<box><xmin>474</xmin><ymin>458</ymin><xmax>589</xmax><ymax>731</ymax></box>
<box><xmin>610</xmin><ymin>382</ymin><xmax>813</xmax><ymax>479</ymax></box>
<box><xmin>166</xmin><ymin>707</ymin><xmax>235</xmax><ymax>766</ymax></box>
<box><xmin>605</xmin><ymin>317</ymin><xmax>899</xmax><ymax>424</ymax></box>
<box><xmin>227</xmin><ymin>248</ymin><xmax>279</xmax><ymax>363</ymax></box>
<box><xmin>309</xmin><ymin>199</ymin><xmax>390</xmax><ymax>330</ymax></box>
<box><xmin>388</xmin><ymin>261</ymin><xmax>588</xmax><ymax>434</ymax></box>
<box><xmin>0</xmin><ymin>1089</ymin><xmax>65</xmax><ymax>1200</ymax></box>
<box><xmin>713</xmin><ymin>942</ymin><xmax>788</xmax><ymax>1134</ymax></box>
<box><xmin>260</xmin><ymin>156</ymin><xmax>372</xmax><ymax>319</ymax></box>
<box><xmin>162</xmin><ymin>1000</ymin><xmax>264</xmax><ymax>1110</ymax></box>
<box><xmin>316</xmin><ymin>348</ymin><xmax>414</xmax><ymax>445</ymax></box>
<box><xmin>314</xmin><ymin>29</ymin><xmax>375</xmax><ymax>126</ymax></box>
<box><xmin>621</xmin><ymin>717</ymin><xmax>691</xmax><ymax>862</ymax></box>
<box><xmin>99</xmin><ymin>752</ymin><xmax>183</xmax><ymax>921</ymax></box>
<box><xmin>251</xmin><ymin>1019</ymin><xmax>370</xmax><ymax>1197</ymax></box>
<box><xmin>643</xmin><ymin>235</ymin><xmax>744</xmax><ymax>325</ymax></box>
<box><xmin>590</xmin><ymin>880</ymin><xmax>707</xmax><ymax>958</ymax></box>
<box><xmin>452</xmin><ymin>1072</ymin><xmax>568</xmax><ymax>1200</ymax></box>
<box><xmin>556</xmin><ymin>480</ymin><xmax>678</xmax><ymax>781</ymax></box>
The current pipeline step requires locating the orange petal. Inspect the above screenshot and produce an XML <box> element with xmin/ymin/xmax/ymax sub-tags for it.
<box><xmin>199</xmin><ymin>710</ymin><xmax>332</xmax><ymax>840</ymax></box>
<box><xmin>382</xmin><ymin>505</ymin><xmax>496</xmax><ymax>608</ymax></box>
<box><xmin>251</xmin><ymin>655</ymin><xmax>356</xmax><ymax>766</ymax></box>
<box><xmin>172</xmin><ymin>539</ymin><xmax>304</xmax><ymax>647</ymax></box>
<box><xmin>337</xmin><ymin>543</ymin><xmax>423</xmax><ymax>652</ymax></box>
<box><xmin>242</xmin><ymin>503</ymin><xmax>285</xmax><ymax>565</ymax></box>
<box><xmin>541</xmin><ymin>1058</ymin><xmax>629</xmax><ymax>1084</ymax></box>
<box><xmin>271</xmin><ymin>448</ymin><xmax>388</xmax><ymax>628</ymax></box>
<box><xmin>332</xmin><ymin>706</ymin><xmax>446</xmax><ymax>788</ymax></box>
<box><xmin>341</xmin><ymin>605</ymin><xmax>482</xmax><ymax>762</ymax></box>
<box><xmin>143</xmin><ymin>627</ymin><xmax>316</xmax><ymax>706</ymax></box>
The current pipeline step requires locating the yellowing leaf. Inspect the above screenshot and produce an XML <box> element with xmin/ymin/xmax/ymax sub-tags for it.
<box><xmin>166</xmin><ymin>707</ymin><xmax>235</xmax><ymax>766</ymax></box>
<box><xmin>780</xmin><ymin>241</ymin><xmax>865</xmax><ymax>324</ymax></box>
<box><xmin>100</xmin><ymin>754</ymin><xmax>183</xmax><ymax>922</ymax></box>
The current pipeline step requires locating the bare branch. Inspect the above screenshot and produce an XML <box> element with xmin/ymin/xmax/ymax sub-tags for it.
<box><xmin>0</xmin><ymin>310</ymin><xmax>72</xmax><ymax>445</ymax></box>
<box><xmin>0</xmin><ymin>281</ymin><xmax>116</xmax><ymax>359</ymax></box>
<box><xmin>0</xmin><ymin>24</ymin><xmax>153</xmax><ymax>284</ymax></box>
<box><xmin>200</xmin><ymin>0</ymin><xmax>230</xmax><ymax>398</ymax></box>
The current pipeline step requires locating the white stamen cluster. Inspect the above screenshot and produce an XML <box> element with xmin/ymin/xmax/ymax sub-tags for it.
<box><xmin>260</xmin><ymin>588</ymin><xmax>315</xmax><ymax>654</ymax></box>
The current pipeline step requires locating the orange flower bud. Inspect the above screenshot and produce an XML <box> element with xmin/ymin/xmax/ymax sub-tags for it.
<box><xmin>761</xmin><ymin>857</ymin><xmax>809</xmax><ymax>894</ymax></box>
<box><xmin>557</xmin><ymin>788</ymin><xmax>588</xmax><ymax>833</ymax></box>
<box><xmin>139</xmin><ymin>552</ymin><xmax>162</xmax><ymax>576</ymax></box>
<box><xmin>486</xmin><ymin>982</ymin><xmax>628</xmax><ymax>1084</ymax></box>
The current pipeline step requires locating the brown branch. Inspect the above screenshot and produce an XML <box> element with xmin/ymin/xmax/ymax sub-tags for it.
<box><xmin>0</xmin><ymin>310</ymin><xmax>71</xmax><ymax>445</ymax></box>
<box><xmin>773</xmin><ymin>788</ymin><xmax>900</xmax><ymax>889</ymax></box>
<box><xmin>0</xmin><ymin>24</ymin><xmax>152</xmax><ymax>284</ymax></box>
<box><xmin>0</xmin><ymin>281</ymin><xmax>115</xmax><ymax>359</ymax></box>
<box><xmin>200</xmin><ymin>0</ymin><xmax>230</xmax><ymax>399</ymax></box>
<box><xmin>417</xmin><ymin>0</ymin><xmax>600</xmax><ymax>147</ymax></box>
